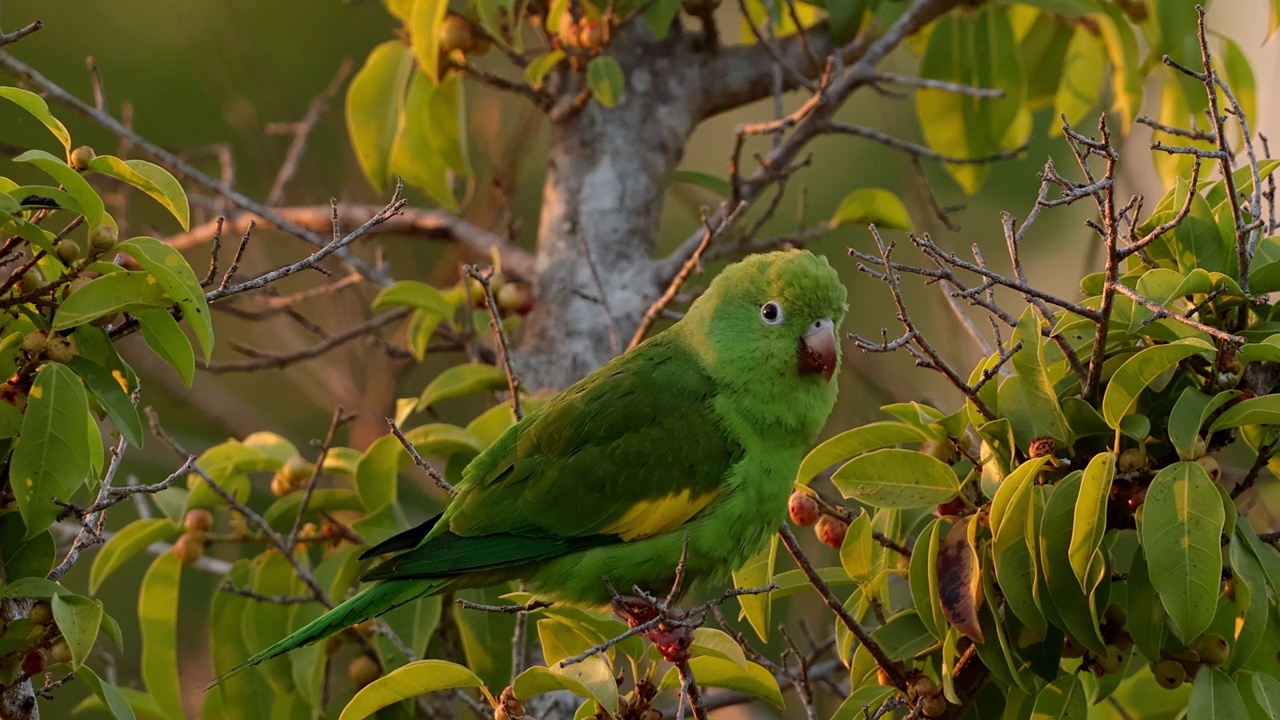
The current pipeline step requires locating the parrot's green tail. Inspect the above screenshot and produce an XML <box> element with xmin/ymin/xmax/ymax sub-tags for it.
<box><xmin>207</xmin><ymin>578</ymin><xmax>450</xmax><ymax>689</ymax></box>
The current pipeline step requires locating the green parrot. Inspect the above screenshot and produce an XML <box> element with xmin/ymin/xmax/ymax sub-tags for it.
<box><xmin>213</xmin><ymin>248</ymin><xmax>847</xmax><ymax>684</ymax></box>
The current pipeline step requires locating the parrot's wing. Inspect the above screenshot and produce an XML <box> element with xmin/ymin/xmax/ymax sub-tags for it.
<box><xmin>360</xmin><ymin>338</ymin><xmax>743</xmax><ymax>581</ymax></box>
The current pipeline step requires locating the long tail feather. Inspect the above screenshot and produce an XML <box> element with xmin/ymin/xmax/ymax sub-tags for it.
<box><xmin>207</xmin><ymin>578</ymin><xmax>449</xmax><ymax>688</ymax></box>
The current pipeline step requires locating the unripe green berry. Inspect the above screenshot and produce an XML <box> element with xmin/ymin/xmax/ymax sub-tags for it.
<box><xmin>89</xmin><ymin>225</ymin><xmax>118</xmax><ymax>254</ymax></box>
<box><xmin>69</xmin><ymin>146</ymin><xmax>96</xmax><ymax>171</ymax></box>
<box><xmin>55</xmin><ymin>239</ymin><xmax>82</xmax><ymax>265</ymax></box>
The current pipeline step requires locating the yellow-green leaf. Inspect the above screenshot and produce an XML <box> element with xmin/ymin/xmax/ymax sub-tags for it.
<box><xmin>133</xmin><ymin>307</ymin><xmax>196</xmax><ymax>387</ymax></box>
<box><xmin>586</xmin><ymin>56</ymin><xmax>624</xmax><ymax>108</ymax></box>
<box><xmin>1053</xmin><ymin>24</ymin><xmax>1106</xmax><ymax>133</ymax></box>
<box><xmin>828</xmin><ymin>188</ymin><xmax>913</xmax><ymax>232</ymax></box>
<box><xmin>51</xmin><ymin>594</ymin><xmax>103</xmax><ymax>670</ymax></box>
<box><xmin>525</xmin><ymin>51</ymin><xmax>566</xmax><ymax>91</ymax></box>
<box><xmin>732</xmin><ymin>535</ymin><xmax>776</xmax><ymax>642</ymax></box>
<box><xmin>90</xmin><ymin>519</ymin><xmax>180</xmax><ymax>595</ymax></box>
<box><xmin>831</xmin><ymin>448</ymin><xmax>959</xmax><ymax>508</ymax></box>
<box><xmin>658</xmin><ymin>657</ymin><xmax>783</xmax><ymax>709</ymax></box>
<box><xmin>139</xmin><ymin>553</ymin><xmax>184</xmax><ymax>720</ymax></box>
<box><xmin>1141</xmin><ymin>462</ymin><xmax>1225</xmax><ymax>642</ymax></box>
<box><xmin>1101</xmin><ymin>339</ymin><xmax>1214</xmax><ymax>429</ymax></box>
<box><xmin>0</xmin><ymin>88</ymin><xmax>71</xmax><ymax>153</ymax></box>
<box><xmin>417</xmin><ymin>363</ymin><xmax>509</xmax><ymax>410</ymax></box>
<box><xmin>86</xmin><ymin>156</ymin><xmax>189</xmax><ymax>230</ymax></box>
<box><xmin>373</xmin><ymin>280</ymin><xmax>454</xmax><ymax>315</ymax></box>
<box><xmin>390</xmin><ymin>72</ymin><xmax>457</xmax><ymax>209</ymax></box>
<box><xmin>13</xmin><ymin>149</ymin><xmax>104</xmax><ymax>228</ymax></box>
<box><xmin>341</xmin><ymin>660</ymin><xmax>485</xmax><ymax>720</ymax></box>
<box><xmin>12</xmin><ymin>364</ymin><xmax>92</xmax><ymax>539</ymax></box>
<box><xmin>346</xmin><ymin>41</ymin><xmax>415</xmax><ymax>193</ymax></box>
<box><xmin>118</xmin><ymin>237</ymin><xmax>213</xmax><ymax>360</ymax></box>
<box><xmin>1069</xmin><ymin>452</ymin><xmax>1113</xmax><ymax>592</ymax></box>
<box><xmin>409</xmin><ymin>0</ymin><xmax>449</xmax><ymax>83</ymax></box>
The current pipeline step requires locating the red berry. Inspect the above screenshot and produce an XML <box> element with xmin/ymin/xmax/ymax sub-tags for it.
<box><xmin>936</xmin><ymin>497</ymin><xmax>966</xmax><ymax>517</ymax></box>
<box><xmin>815</xmin><ymin>515</ymin><xmax>848</xmax><ymax>549</ymax></box>
<box><xmin>22</xmin><ymin>650</ymin><xmax>44</xmax><ymax>677</ymax></box>
<box><xmin>788</xmin><ymin>490</ymin><xmax>820</xmax><ymax>527</ymax></box>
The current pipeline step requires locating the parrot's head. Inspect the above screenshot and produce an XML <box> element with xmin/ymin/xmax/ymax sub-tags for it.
<box><xmin>687</xmin><ymin>249</ymin><xmax>848</xmax><ymax>386</ymax></box>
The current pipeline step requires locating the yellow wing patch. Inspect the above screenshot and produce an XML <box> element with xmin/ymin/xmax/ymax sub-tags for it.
<box><xmin>601</xmin><ymin>488</ymin><xmax>720</xmax><ymax>541</ymax></box>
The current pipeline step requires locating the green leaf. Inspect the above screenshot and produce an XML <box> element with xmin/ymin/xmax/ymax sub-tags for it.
<box><xmin>1219</xmin><ymin>37</ymin><xmax>1256</xmax><ymax>145</ymax></box>
<box><xmin>133</xmin><ymin>307</ymin><xmax>195</xmax><ymax>387</ymax></box>
<box><xmin>0</xmin><ymin>88</ymin><xmax>71</xmax><ymax>153</ymax></box>
<box><xmin>410</xmin><ymin>0</ymin><xmax>449</xmax><ymax>83</ymax></box>
<box><xmin>514</xmin><ymin>661</ymin><xmax>614</xmax><ymax>712</ymax></box>
<box><xmin>1125</xmin><ymin>544</ymin><xmax>1166</xmax><ymax>662</ymax></box>
<box><xmin>428</xmin><ymin>73</ymin><xmax>473</xmax><ymax>177</ymax></box>
<box><xmin>1168</xmin><ymin>388</ymin><xmax>1237</xmax><ymax>460</ymax></box>
<box><xmin>1069</xmin><ymin>452</ymin><xmax>1114</xmax><ymax>592</ymax></box>
<box><xmin>1039</xmin><ymin>473</ymin><xmax>1107</xmax><ymax>655</ymax></box>
<box><xmin>1101</xmin><ymin>338</ymin><xmax>1214</xmax><ymax>429</ymax></box>
<box><xmin>53</xmin><ymin>271</ymin><xmax>171</xmax><ymax>330</ymax></box>
<box><xmin>372</xmin><ymin>281</ymin><xmax>454</xmax><ymax>315</ymax></box>
<box><xmin>390</xmin><ymin>72</ymin><xmax>457</xmax><ymax>209</ymax></box>
<box><xmin>797</xmin><ymin>421</ymin><xmax>927</xmax><ymax>484</ymax></box>
<box><xmin>89</xmin><ymin>518</ymin><xmax>181</xmax><ymax>594</ymax></box>
<box><xmin>871</xmin><ymin>610</ymin><xmax>936</xmax><ymax>661</ymax></box>
<box><xmin>641</xmin><ymin>0</ymin><xmax>682</xmax><ymax>38</ymax></box>
<box><xmin>13</xmin><ymin>150</ymin><xmax>104</xmax><ymax>228</ymax></box>
<box><xmin>1169</xmin><ymin>178</ymin><xmax>1226</xmax><ymax>274</ymax></box>
<box><xmin>732</xmin><ymin>536</ymin><xmax>776</xmax><ymax>642</ymax></box>
<box><xmin>828</xmin><ymin>188</ymin><xmax>913</xmax><ymax>232</ymax></box>
<box><xmin>525</xmin><ymin>51</ymin><xmax>566</xmax><ymax>90</ymax></box>
<box><xmin>910</xmin><ymin>517</ymin><xmax>948</xmax><ymax>640</ymax></box>
<box><xmin>840</xmin><ymin>511</ymin><xmax>873</xmax><ymax>582</ymax></box>
<box><xmin>139</xmin><ymin>553</ymin><xmax>184</xmax><ymax>720</ymax></box>
<box><xmin>586</xmin><ymin>56</ymin><xmax>625</xmax><ymax>108</ymax></box>
<box><xmin>690</xmin><ymin>627</ymin><xmax>748</xmax><ymax>668</ymax></box>
<box><xmin>990</xmin><ymin>457</ymin><xmax>1048</xmax><ymax>637</ymax></box>
<box><xmin>0</xmin><ymin>577</ymin><xmax>68</xmax><ymax>598</ymax></box>
<box><xmin>658</xmin><ymin>657</ymin><xmax>783</xmax><ymax>709</ymax></box>
<box><xmin>66</xmin><ymin>356</ymin><xmax>143</xmax><ymax>447</ymax></box>
<box><xmin>668</xmin><ymin>169</ymin><xmax>730</xmax><ymax>198</ymax></box>
<box><xmin>417</xmin><ymin>363</ymin><xmax>509</xmax><ymax>410</ymax></box>
<box><xmin>1031</xmin><ymin>673</ymin><xmax>1087</xmax><ymax>718</ymax></box>
<box><xmin>12</xmin><ymin>364</ymin><xmax>92</xmax><ymax>539</ymax></box>
<box><xmin>1053</xmin><ymin>24</ymin><xmax>1106</xmax><ymax>131</ymax></box>
<box><xmin>78</xmin><ymin>665</ymin><xmax>138</xmax><ymax>720</ymax></box>
<box><xmin>0</xmin><ymin>515</ymin><xmax>55</xmax><ymax>580</ymax></box>
<box><xmin>51</xmin><ymin>594</ymin><xmax>103</xmax><ymax>669</ymax></box>
<box><xmin>1188</xmin><ymin>667</ymin><xmax>1248</xmax><ymax>719</ymax></box>
<box><xmin>915</xmin><ymin>6</ymin><xmax>1028</xmax><ymax>195</ymax></box>
<box><xmin>1210</xmin><ymin>394</ymin><xmax>1280</xmax><ymax>433</ymax></box>
<box><xmin>1008</xmin><ymin>307</ymin><xmax>1072</xmax><ymax>447</ymax></box>
<box><xmin>263</xmin><ymin>488</ymin><xmax>365</xmax><ymax>532</ymax></box>
<box><xmin>832</xmin><ymin>685</ymin><xmax>896</xmax><ymax>720</ymax></box>
<box><xmin>1228</xmin><ymin>530</ymin><xmax>1268</xmax><ymax>673</ymax></box>
<box><xmin>1142</xmin><ymin>461</ymin><xmax>1225</xmax><ymax>642</ymax></box>
<box><xmin>86</xmin><ymin>156</ymin><xmax>189</xmax><ymax>230</ymax></box>
<box><xmin>347</xmin><ymin>40</ymin><xmax>415</xmax><ymax>193</ymax></box>
<box><xmin>339</xmin><ymin>660</ymin><xmax>484</xmax><ymax>720</ymax></box>
<box><xmin>1255</xmin><ymin>673</ymin><xmax>1280</xmax><ymax>717</ymax></box>
<box><xmin>118</xmin><ymin>237</ymin><xmax>213</xmax><ymax>360</ymax></box>
<box><xmin>355</xmin><ymin>425</ymin><xmax>480</xmax><ymax>511</ymax></box>
<box><xmin>832</xmin><ymin>448</ymin><xmax>959</xmax><ymax>508</ymax></box>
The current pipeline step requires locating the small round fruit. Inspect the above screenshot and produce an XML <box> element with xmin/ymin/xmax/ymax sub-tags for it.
<box><xmin>920</xmin><ymin>439</ymin><xmax>956</xmax><ymax>464</ymax></box>
<box><xmin>64</xmin><ymin>276</ymin><xmax>94</xmax><ymax>298</ymax></box>
<box><xmin>21</xmin><ymin>650</ymin><xmax>45</xmax><ymax>677</ymax></box>
<box><xmin>1117</xmin><ymin>448</ymin><xmax>1147</xmax><ymax>473</ymax></box>
<box><xmin>1153</xmin><ymin>659</ymin><xmax>1185</xmax><ymax>689</ymax></box>
<box><xmin>348</xmin><ymin>654</ymin><xmax>380</xmax><ymax>688</ymax></box>
<box><xmin>184</xmin><ymin>508</ymin><xmax>214</xmax><ymax>533</ymax></box>
<box><xmin>1194</xmin><ymin>633</ymin><xmax>1230</xmax><ymax>666</ymax></box>
<box><xmin>282</xmin><ymin>455</ymin><xmax>317</xmax><ymax>484</ymax></box>
<box><xmin>471</xmin><ymin>35</ymin><xmax>493</xmax><ymax>56</ymax></box>
<box><xmin>270</xmin><ymin>473</ymin><xmax>295</xmax><ymax>498</ymax></box>
<box><xmin>921</xmin><ymin>694</ymin><xmax>947</xmax><ymax>718</ymax></box>
<box><xmin>936</xmin><ymin>497</ymin><xmax>966</xmax><ymax>517</ymax></box>
<box><xmin>1029</xmin><ymin>436</ymin><xmax>1057</xmax><ymax>459</ymax></box>
<box><xmin>55</xmin><ymin>239</ymin><xmax>82</xmax><ymax>265</ymax></box>
<box><xmin>496</xmin><ymin>282</ymin><xmax>534</xmax><ymax>315</ymax></box>
<box><xmin>1095</xmin><ymin>645</ymin><xmax>1123</xmax><ymax>674</ymax></box>
<box><xmin>787</xmin><ymin>490</ymin><xmax>820</xmax><ymax>527</ymax></box>
<box><xmin>19</xmin><ymin>267</ymin><xmax>45</xmax><ymax>294</ymax></box>
<box><xmin>1104</xmin><ymin>603</ymin><xmax>1127</xmax><ymax>628</ymax></box>
<box><xmin>912</xmin><ymin>675</ymin><xmax>939</xmax><ymax>697</ymax></box>
<box><xmin>1224</xmin><ymin>577</ymin><xmax>1236</xmax><ymax>602</ymax></box>
<box><xmin>21</xmin><ymin>330</ymin><xmax>48</xmax><ymax>356</ymax></box>
<box><xmin>557</xmin><ymin>12</ymin><xmax>580</xmax><ymax>47</ymax></box>
<box><xmin>27</xmin><ymin>601</ymin><xmax>53</xmax><ymax>626</ymax></box>
<box><xmin>69</xmin><ymin>146</ymin><xmax>96</xmax><ymax>171</ymax></box>
<box><xmin>1061</xmin><ymin>635</ymin><xmax>1085</xmax><ymax>659</ymax></box>
<box><xmin>439</xmin><ymin>15</ymin><xmax>474</xmax><ymax>54</ymax></box>
<box><xmin>49</xmin><ymin>638</ymin><xmax>72</xmax><ymax>665</ymax></box>
<box><xmin>171</xmin><ymin>533</ymin><xmax>204</xmax><ymax>565</ymax></box>
<box><xmin>1190</xmin><ymin>436</ymin><xmax>1207</xmax><ymax>459</ymax></box>
<box><xmin>1197</xmin><ymin>455</ymin><xmax>1221</xmax><ymax>483</ymax></box>
<box><xmin>876</xmin><ymin>666</ymin><xmax>894</xmax><ymax>686</ymax></box>
<box><xmin>815</xmin><ymin>515</ymin><xmax>848</xmax><ymax>549</ymax></box>
<box><xmin>579</xmin><ymin>20</ymin><xmax>606</xmax><ymax>49</ymax></box>
<box><xmin>45</xmin><ymin>336</ymin><xmax>74</xmax><ymax>363</ymax></box>
<box><xmin>89</xmin><ymin>224</ymin><xmax>118</xmax><ymax>254</ymax></box>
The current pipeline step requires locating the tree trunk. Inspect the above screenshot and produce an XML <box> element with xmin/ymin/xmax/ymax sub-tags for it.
<box><xmin>0</xmin><ymin>582</ymin><xmax>37</xmax><ymax>719</ymax></box>
<box><xmin>517</xmin><ymin>30</ymin><xmax>706</xmax><ymax>390</ymax></box>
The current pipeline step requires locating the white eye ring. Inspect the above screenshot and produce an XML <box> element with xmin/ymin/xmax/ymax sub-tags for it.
<box><xmin>760</xmin><ymin>300</ymin><xmax>785</xmax><ymax>326</ymax></box>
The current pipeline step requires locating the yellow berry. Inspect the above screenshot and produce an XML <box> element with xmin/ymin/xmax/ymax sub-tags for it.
<box><xmin>49</xmin><ymin>638</ymin><xmax>72</xmax><ymax>665</ymax></box>
<box><xmin>69</xmin><ymin>146</ymin><xmax>96</xmax><ymax>171</ymax></box>
<box><xmin>55</xmin><ymin>239</ymin><xmax>82</xmax><ymax>265</ymax></box>
<box><xmin>347</xmin><ymin>655</ymin><xmax>380</xmax><ymax>688</ymax></box>
<box><xmin>439</xmin><ymin>15</ymin><xmax>474</xmax><ymax>54</ymax></box>
<box><xmin>26</xmin><ymin>602</ymin><xmax>53</xmax><ymax>626</ymax></box>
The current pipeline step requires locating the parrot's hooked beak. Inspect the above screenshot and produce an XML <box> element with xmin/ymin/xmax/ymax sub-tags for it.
<box><xmin>798</xmin><ymin>318</ymin><xmax>838</xmax><ymax>381</ymax></box>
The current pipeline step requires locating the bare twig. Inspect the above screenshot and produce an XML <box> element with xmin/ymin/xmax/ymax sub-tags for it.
<box><xmin>465</xmin><ymin>265</ymin><xmax>523</xmax><ymax>420</ymax></box>
<box><xmin>266</xmin><ymin>60</ymin><xmax>352</xmax><ymax>206</ymax></box>
<box><xmin>386</xmin><ymin>417</ymin><xmax>456</xmax><ymax>495</ymax></box>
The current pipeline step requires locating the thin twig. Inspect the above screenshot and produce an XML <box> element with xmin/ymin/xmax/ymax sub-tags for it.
<box><xmin>386</xmin><ymin>417</ymin><xmax>456</xmax><ymax>495</ymax></box>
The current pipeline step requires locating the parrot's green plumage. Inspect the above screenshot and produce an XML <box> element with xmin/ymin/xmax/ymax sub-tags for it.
<box><xmin>212</xmin><ymin>249</ymin><xmax>847</xmax><ymax>685</ymax></box>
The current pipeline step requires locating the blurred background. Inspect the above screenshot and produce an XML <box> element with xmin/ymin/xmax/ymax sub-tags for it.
<box><xmin>1</xmin><ymin>1</ymin><xmax>1278</xmax><ymax>716</ymax></box>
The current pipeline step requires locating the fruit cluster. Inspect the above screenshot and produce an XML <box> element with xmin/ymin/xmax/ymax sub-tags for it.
<box><xmin>465</xmin><ymin>272</ymin><xmax>534</xmax><ymax>317</ymax></box>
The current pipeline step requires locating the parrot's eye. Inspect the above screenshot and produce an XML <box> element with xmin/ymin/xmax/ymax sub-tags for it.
<box><xmin>760</xmin><ymin>301</ymin><xmax>785</xmax><ymax>326</ymax></box>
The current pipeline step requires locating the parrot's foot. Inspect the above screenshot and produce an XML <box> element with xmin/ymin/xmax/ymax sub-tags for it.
<box><xmin>611</xmin><ymin>594</ymin><xmax>694</xmax><ymax>663</ymax></box>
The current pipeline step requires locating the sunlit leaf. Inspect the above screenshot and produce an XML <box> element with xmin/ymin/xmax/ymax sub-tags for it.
<box><xmin>347</xmin><ymin>40</ymin><xmax>414</xmax><ymax>193</ymax></box>
<box><xmin>66</xmin><ymin>356</ymin><xmax>143</xmax><ymax>447</ymax></box>
<box><xmin>90</xmin><ymin>519</ymin><xmax>180</xmax><ymax>595</ymax></box>
<box><xmin>139</xmin><ymin>553</ymin><xmax>184</xmax><ymax>720</ymax></box>
<box><xmin>417</xmin><ymin>363</ymin><xmax>509</xmax><ymax>410</ymax></box>
<box><xmin>51</xmin><ymin>593</ymin><xmax>102</xmax><ymax>669</ymax></box>
<box><xmin>1053</xmin><ymin>24</ymin><xmax>1106</xmax><ymax>132</ymax></box>
<box><xmin>732</xmin><ymin>536</ymin><xmax>776</xmax><ymax>642</ymax></box>
<box><xmin>797</xmin><ymin>422</ymin><xmax>927</xmax><ymax>485</ymax></box>
<box><xmin>340</xmin><ymin>660</ymin><xmax>484</xmax><ymax>720</ymax></box>
<box><xmin>828</xmin><ymin>188</ymin><xmax>913</xmax><ymax>232</ymax></box>
<box><xmin>1102</xmin><ymin>338</ymin><xmax>1214</xmax><ymax>429</ymax></box>
<box><xmin>1069</xmin><ymin>452</ymin><xmax>1113</xmax><ymax>592</ymax></box>
<box><xmin>831</xmin><ymin>448</ymin><xmax>959</xmax><ymax>508</ymax></box>
<box><xmin>118</xmin><ymin>237</ymin><xmax>212</xmax><ymax>360</ymax></box>
<box><xmin>13</xmin><ymin>149</ymin><xmax>104</xmax><ymax>228</ymax></box>
<box><xmin>12</xmin><ymin>364</ymin><xmax>92</xmax><ymax>539</ymax></box>
<box><xmin>86</xmin><ymin>156</ymin><xmax>189</xmax><ymax>230</ymax></box>
<box><xmin>373</xmin><ymin>281</ymin><xmax>454</xmax><ymax>315</ymax></box>
<box><xmin>1142</xmin><ymin>462</ymin><xmax>1225</xmax><ymax>642</ymax></box>
<box><xmin>0</xmin><ymin>88</ymin><xmax>72</xmax><ymax>153</ymax></box>
<box><xmin>133</xmin><ymin>307</ymin><xmax>195</xmax><ymax>387</ymax></box>
<box><xmin>525</xmin><ymin>51</ymin><xmax>566</xmax><ymax>90</ymax></box>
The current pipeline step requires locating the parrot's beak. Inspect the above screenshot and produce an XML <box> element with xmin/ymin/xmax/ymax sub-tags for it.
<box><xmin>798</xmin><ymin>318</ymin><xmax>838</xmax><ymax>381</ymax></box>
